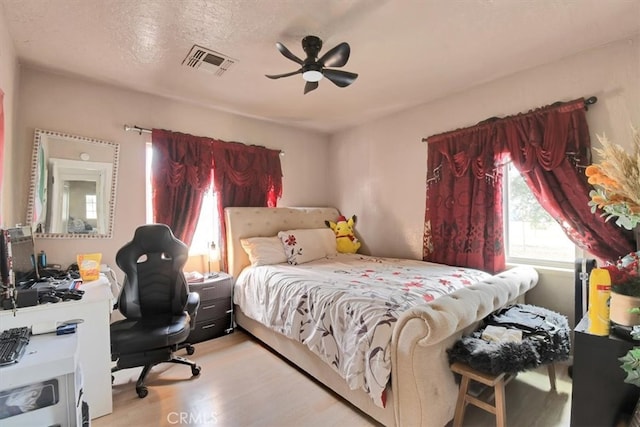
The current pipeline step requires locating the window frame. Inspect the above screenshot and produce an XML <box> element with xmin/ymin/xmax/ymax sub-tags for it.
<box><xmin>503</xmin><ymin>162</ymin><xmax>576</xmax><ymax>270</ymax></box>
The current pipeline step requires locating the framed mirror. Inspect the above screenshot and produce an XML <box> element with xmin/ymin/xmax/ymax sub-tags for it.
<box><xmin>26</xmin><ymin>129</ymin><xmax>120</xmax><ymax>238</ymax></box>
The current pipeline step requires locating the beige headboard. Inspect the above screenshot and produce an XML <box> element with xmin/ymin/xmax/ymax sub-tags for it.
<box><xmin>224</xmin><ymin>207</ymin><xmax>340</xmax><ymax>279</ymax></box>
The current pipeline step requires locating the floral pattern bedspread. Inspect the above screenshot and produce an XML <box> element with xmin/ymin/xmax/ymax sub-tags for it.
<box><xmin>233</xmin><ymin>253</ymin><xmax>491</xmax><ymax>407</ymax></box>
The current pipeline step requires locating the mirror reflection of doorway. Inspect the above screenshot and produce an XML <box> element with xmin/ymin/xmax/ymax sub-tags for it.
<box><xmin>48</xmin><ymin>158</ymin><xmax>112</xmax><ymax>234</ymax></box>
<box><xmin>63</xmin><ymin>180</ymin><xmax>98</xmax><ymax>233</ymax></box>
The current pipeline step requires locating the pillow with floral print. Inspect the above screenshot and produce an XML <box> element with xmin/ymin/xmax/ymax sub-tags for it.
<box><xmin>277</xmin><ymin>228</ymin><xmax>337</xmax><ymax>265</ymax></box>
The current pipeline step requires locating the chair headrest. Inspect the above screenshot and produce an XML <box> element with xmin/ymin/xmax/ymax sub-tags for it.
<box><xmin>132</xmin><ymin>224</ymin><xmax>187</xmax><ymax>255</ymax></box>
<box><xmin>117</xmin><ymin>224</ymin><xmax>188</xmax><ymax>269</ymax></box>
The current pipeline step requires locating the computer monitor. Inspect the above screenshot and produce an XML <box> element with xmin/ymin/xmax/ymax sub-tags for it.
<box><xmin>0</xmin><ymin>229</ymin><xmax>10</xmax><ymax>287</ymax></box>
<box><xmin>0</xmin><ymin>228</ymin><xmax>38</xmax><ymax>287</ymax></box>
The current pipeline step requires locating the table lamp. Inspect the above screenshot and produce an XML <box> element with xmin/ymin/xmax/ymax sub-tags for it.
<box><xmin>207</xmin><ymin>241</ymin><xmax>220</xmax><ymax>278</ymax></box>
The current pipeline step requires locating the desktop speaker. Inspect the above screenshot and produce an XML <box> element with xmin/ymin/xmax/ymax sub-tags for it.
<box><xmin>1</xmin><ymin>288</ymin><xmax>38</xmax><ymax>310</ymax></box>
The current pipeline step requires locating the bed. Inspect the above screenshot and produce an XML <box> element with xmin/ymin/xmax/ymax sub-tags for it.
<box><xmin>225</xmin><ymin>207</ymin><xmax>538</xmax><ymax>427</ymax></box>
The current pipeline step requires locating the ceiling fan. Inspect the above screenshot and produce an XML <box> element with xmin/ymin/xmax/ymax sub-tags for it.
<box><xmin>265</xmin><ymin>35</ymin><xmax>358</xmax><ymax>94</ymax></box>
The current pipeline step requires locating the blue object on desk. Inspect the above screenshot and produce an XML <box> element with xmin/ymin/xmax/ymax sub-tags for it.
<box><xmin>56</xmin><ymin>324</ymin><xmax>76</xmax><ymax>335</ymax></box>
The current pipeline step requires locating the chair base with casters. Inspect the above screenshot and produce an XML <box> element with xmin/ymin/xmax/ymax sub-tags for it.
<box><xmin>177</xmin><ymin>342</ymin><xmax>196</xmax><ymax>356</ymax></box>
<box><xmin>111</xmin><ymin>312</ymin><xmax>202</xmax><ymax>398</ymax></box>
<box><xmin>111</xmin><ymin>345</ymin><xmax>201</xmax><ymax>398</ymax></box>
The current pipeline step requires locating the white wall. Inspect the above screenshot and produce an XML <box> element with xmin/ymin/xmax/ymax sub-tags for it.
<box><xmin>328</xmin><ymin>35</ymin><xmax>640</xmax><ymax>326</ymax></box>
<box><xmin>14</xmin><ymin>68</ymin><xmax>331</xmax><ymax>272</ymax></box>
<box><xmin>0</xmin><ymin>6</ymin><xmax>19</xmax><ymax>226</ymax></box>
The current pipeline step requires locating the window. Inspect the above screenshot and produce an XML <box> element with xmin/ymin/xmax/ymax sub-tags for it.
<box><xmin>189</xmin><ymin>188</ymin><xmax>219</xmax><ymax>255</ymax></box>
<box><xmin>85</xmin><ymin>194</ymin><xmax>97</xmax><ymax>219</ymax></box>
<box><xmin>145</xmin><ymin>143</ymin><xmax>219</xmax><ymax>255</ymax></box>
<box><xmin>504</xmin><ymin>162</ymin><xmax>575</xmax><ymax>267</ymax></box>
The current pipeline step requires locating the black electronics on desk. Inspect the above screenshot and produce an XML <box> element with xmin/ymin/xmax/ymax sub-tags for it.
<box><xmin>0</xmin><ymin>227</ymin><xmax>39</xmax><ymax>286</ymax></box>
<box><xmin>1</xmin><ymin>228</ymin><xmax>40</xmax><ymax>309</ymax></box>
<box><xmin>0</xmin><ymin>227</ymin><xmax>82</xmax><ymax>310</ymax></box>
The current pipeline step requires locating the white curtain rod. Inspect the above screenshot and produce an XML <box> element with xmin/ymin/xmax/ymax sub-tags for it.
<box><xmin>123</xmin><ymin>124</ymin><xmax>284</xmax><ymax>155</ymax></box>
<box><xmin>123</xmin><ymin>124</ymin><xmax>152</xmax><ymax>134</ymax></box>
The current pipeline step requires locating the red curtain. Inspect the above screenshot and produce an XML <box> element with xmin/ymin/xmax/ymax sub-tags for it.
<box><xmin>500</xmin><ymin>100</ymin><xmax>634</xmax><ymax>260</ymax></box>
<box><xmin>424</xmin><ymin>126</ymin><xmax>506</xmax><ymax>273</ymax></box>
<box><xmin>151</xmin><ymin>129</ymin><xmax>213</xmax><ymax>246</ymax></box>
<box><xmin>424</xmin><ymin>98</ymin><xmax>634</xmax><ymax>273</ymax></box>
<box><xmin>212</xmin><ymin>140</ymin><xmax>283</xmax><ymax>271</ymax></box>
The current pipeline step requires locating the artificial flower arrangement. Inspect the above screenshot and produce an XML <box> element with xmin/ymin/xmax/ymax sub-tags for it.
<box><xmin>620</xmin><ymin>327</ymin><xmax>640</xmax><ymax>387</ymax></box>
<box><xmin>604</xmin><ymin>251</ymin><xmax>640</xmax><ymax>298</ymax></box>
<box><xmin>585</xmin><ymin>128</ymin><xmax>640</xmax><ymax>230</ymax></box>
<box><xmin>603</xmin><ymin>251</ymin><xmax>640</xmax><ymax>387</ymax></box>
<box><xmin>586</xmin><ymin>127</ymin><xmax>640</xmax><ymax>390</ymax></box>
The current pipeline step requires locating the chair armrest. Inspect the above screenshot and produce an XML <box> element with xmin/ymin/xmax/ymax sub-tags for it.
<box><xmin>186</xmin><ymin>291</ymin><xmax>200</xmax><ymax>321</ymax></box>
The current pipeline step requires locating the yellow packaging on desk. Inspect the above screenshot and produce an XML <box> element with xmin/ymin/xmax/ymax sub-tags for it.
<box><xmin>77</xmin><ymin>253</ymin><xmax>102</xmax><ymax>282</ymax></box>
<box><xmin>588</xmin><ymin>268</ymin><xmax>611</xmax><ymax>336</ymax></box>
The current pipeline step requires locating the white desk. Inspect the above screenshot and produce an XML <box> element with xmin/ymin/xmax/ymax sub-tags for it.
<box><xmin>0</xmin><ymin>333</ymin><xmax>82</xmax><ymax>426</ymax></box>
<box><xmin>0</xmin><ymin>275</ymin><xmax>114</xmax><ymax>419</ymax></box>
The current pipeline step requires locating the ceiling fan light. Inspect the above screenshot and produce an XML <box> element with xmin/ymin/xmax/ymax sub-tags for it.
<box><xmin>302</xmin><ymin>70</ymin><xmax>323</xmax><ymax>82</ymax></box>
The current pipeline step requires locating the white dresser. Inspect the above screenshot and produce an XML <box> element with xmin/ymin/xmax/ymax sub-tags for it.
<box><xmin>0</xmin><ymin>275</ymin><xmax>114</xmax><ymax>419</ymax></box>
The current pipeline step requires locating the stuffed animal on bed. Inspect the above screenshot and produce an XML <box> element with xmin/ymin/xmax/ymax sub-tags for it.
<box><xmin>325</xmin><ymin>215</ymin><xmax>361</xmax><ymax>254</ymax></box>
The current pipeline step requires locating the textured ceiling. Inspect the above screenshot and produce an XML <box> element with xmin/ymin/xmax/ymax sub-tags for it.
<box><xmin>2</xmin><ymin>0</ymin><xmax>639</xmax><ymax>133</ymax></box>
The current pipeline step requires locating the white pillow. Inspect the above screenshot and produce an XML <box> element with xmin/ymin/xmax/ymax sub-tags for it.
<box><xmin>241</xmin><ymin>236</ymin><xmax>288</xmax><ymax>266</ymax></box>
<box><xmin>277</xmin><ymin>228</ymin><xmax>337</xmax><ymax>265</ymax></box>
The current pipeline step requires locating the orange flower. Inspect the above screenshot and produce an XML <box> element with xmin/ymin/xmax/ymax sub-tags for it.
<box><xmin>586</xmin><ymin>128</ymin><xmax>640</xmax><ymax>230</ymax></box>
<box><xmin>585</xmin><ymin>165</ymin><xmax>601</xmax><ymax>177</ymax></box>
<box><xmin>589</xmin><ymin>174</ymin><xmax>620</xmax><ymax>189</ymax></box>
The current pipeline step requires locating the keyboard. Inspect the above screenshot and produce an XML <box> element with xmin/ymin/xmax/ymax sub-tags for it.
<box><xmin>0</xmin><ymin>326</ymin><xmax>30</xmax><ymax>366</ymax></box>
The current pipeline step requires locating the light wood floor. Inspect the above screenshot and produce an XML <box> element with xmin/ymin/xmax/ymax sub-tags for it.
<box><xmin>94</xmin><ymin>331</ymin><xmax>572</xmax><ymax>427</ymax></box>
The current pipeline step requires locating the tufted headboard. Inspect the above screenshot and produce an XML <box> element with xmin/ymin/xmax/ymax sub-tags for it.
<box><xmin>224</xmin><ymin>207</ymin><xmax>340</xmax><ymax>279</ymax></box>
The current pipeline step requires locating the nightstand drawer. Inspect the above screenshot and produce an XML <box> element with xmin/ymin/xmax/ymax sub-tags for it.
<box><xmin>189</xmin><ymin>275</ymin><xmax>233</xmax><ymax>301</ymax></box>
<box><xmin>197</xmin><ymin>297</ymin><xmax>232</xmax><ymax>321</ymax></box>
<box><xmin>188</xmin><ymin>313</ymin><xmax>233</xmax><ymax>343</ymax></box>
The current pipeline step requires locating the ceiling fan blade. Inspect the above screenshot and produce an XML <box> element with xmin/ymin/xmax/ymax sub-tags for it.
<box><xmin>265</xmin><ymin>69</ymin><xmax>302</xmax><ymax>79</ymax></box>
<box><xmin>275</xmin><ymin>42</ymin><xmax>304</xmax><ymax>65</ymax></box>
<box><xmin>322</xmin><ymin>69</ymin><xmax>358</xmax><ymax>88</ymax></box>
<box><xmin>304</xmin><ymin>81</ymin><xmax>319</xmax><ymax>94</ymax></box>
<box><xmin>318</xmin><ymin>42</ymin><xmax>351</xmax><ymax>68</ymax></box>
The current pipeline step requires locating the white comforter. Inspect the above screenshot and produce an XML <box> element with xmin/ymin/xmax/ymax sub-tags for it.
<box><xmin>234</xmin><ymin>254</ymin><xmax>491</xmax><ymax>407</ymax></box>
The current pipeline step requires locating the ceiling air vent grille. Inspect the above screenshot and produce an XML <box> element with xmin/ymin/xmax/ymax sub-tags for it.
<box><xmin>182</xmin><ymin>45</ymin><xmax>237</xmax><ymax>77</ymax></box>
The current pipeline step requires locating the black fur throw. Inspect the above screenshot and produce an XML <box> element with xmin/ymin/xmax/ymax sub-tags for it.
<box><xmin>447</xmin><ymin>304</ymin><xmax>570</xmax><ymax>375</ymax></box>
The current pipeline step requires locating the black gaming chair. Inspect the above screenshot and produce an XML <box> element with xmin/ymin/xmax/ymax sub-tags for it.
<box><xmin>110</xmin><ymin>224</ymin><xmax>201</xmax><ymax>398</ymax></box>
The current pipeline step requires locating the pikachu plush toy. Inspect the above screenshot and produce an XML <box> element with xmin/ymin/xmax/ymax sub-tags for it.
<box><xmin>325</xmin><ymin>215</ymin><xmax>361</xmax><ymax>254</ymax></box>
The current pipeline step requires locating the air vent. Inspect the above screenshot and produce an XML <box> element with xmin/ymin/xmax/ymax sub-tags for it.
<box><xmin>182</xmin><ymin>45</ymin><xmax>237</xmax><ymax>76</ymax></box>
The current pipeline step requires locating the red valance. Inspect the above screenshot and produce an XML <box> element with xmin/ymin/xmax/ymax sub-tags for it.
<box><xmin>211</xmin><ymin>141</ymin><xmax>283</xmax><ymax>206</ymax></box>
<box><xmin>152</xmin><ymin>130</ymin><xmax>213</xmax><ymax>190</ymax></box>
<box><xmin>427</xmin><ymin>98</ymin><xmax>589</xmax><ymax>179</ymax></box>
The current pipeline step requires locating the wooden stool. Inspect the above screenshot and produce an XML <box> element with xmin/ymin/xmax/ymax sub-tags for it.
<box><xmin>450</xmin><ymin>362</ymin><xmax>558</xmax><ymax>427</ymax></box>
<box><xmin>451</xmin><ymin>362</ymin><xmax>510</xmax><ymax>427</ymax></box>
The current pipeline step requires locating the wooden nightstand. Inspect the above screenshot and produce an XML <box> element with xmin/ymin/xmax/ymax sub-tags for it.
<box><xmin>187</xmin><ymin>273</ymin><xmax>234</xmax><ymax>343</ymax></box>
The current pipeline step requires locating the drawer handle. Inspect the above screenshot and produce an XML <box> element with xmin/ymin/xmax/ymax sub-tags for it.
<box><xmin>202</xmin><ymin>286</ymin><xmax>217</xmax><ymax>291</ymax></box>
<box><xmin>226</xmin><ymin>309</ymin><xmax>232</xmax><ymax>314</ymax></box>
<box><xmin>202</xmin><ymin>323</ymin><xmax>216</xmax><ymax>329</ymax></box>
<box><xmin>202</xmin><ymin>304</ymin><xmax>216</xmax><ymax>310</ymax></box>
